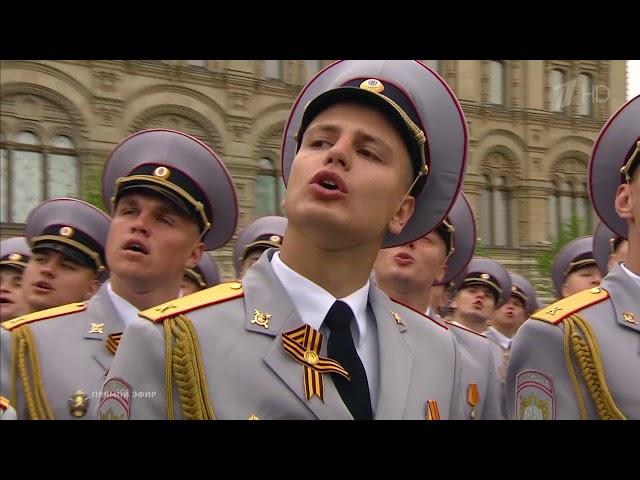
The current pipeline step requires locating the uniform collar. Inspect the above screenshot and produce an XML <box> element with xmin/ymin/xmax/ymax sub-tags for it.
<box><xmin>619</xmin><ymin>262</ymin><xmax>640</xmax><ymax>290</ymax></box>
<box><xmin>106</xmin><ymin>281</ymin><xmax>141</xmax><ymax>328</ymax></box>
<box><xmin>271</xmin><ymin>251</ymin><xmax>370</xmax><ymax>347</ymax></box>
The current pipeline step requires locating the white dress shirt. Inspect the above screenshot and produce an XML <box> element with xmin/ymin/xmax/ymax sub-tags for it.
<box><xmin>107</xmin><ymin>282</ymin><xmax>142</xmax><ymax>329</ymax></box>
<box><xmin>620</xmin><ymin>263</ymin><xmax>640</xmax><ymax>291</ymax></box>
<box><xmin>486</xmin><ymin>325</ymin><xmax>512</xmax><ymax>350</ymax></box>
<box><xmin>271</xmin><ymin>251</ymin><xmax>380</xmax><ymax>411</ymax></box>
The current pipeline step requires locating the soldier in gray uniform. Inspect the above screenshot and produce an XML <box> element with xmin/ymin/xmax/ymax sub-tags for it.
<box><xmin>100</xmin><ymin>60</ymin><xmax>469</xmax><ymax>420</ymax></box>
<box><xmin>594</xmin><ymin>221</ymin><xmax>628</xmax><ymax>275</ymax></box>
<box><xmin>233</xmin><ymin>216</ymin><xmax>287</xmax><ymax>279</ymax></box>
<box><xmin>449</xmin><ymin>257</ymin><xmax>512</xmax><ymax>335</ymax></box>
<box><xmin>487</xmin><ymin>273</ymin><xmax>540</xmax><ymax>350</ymax></box>
<box><xmin>374</xmin><ymin>192</ymin><xmax>504</xmax><ymax>419</ymax></box>
<box><xmin>0</xmin><ymin>129</ymin><xmax>237</xmax><ymax>419</ymax></box>
<box><xmin>181</xmin><ymin>253</ymin><xmax>221</xmax><ymax>296</ymax></box>
<box><xmin>0</xmin><ymin>237</ymin><xmax>31</xmax><ymax>322</ymax></box>
<box><xmin>19</xmin><ymin>198</ymin><xmax>110</xmax><ymax>315</ymax></box>
<box><xmin>507</xmin><ymin>95</ymin><xmax>640</xmax><ymax>419</ymax></box>
<box><xmin>550</xmin><ymin>236</ymin><xmax>601</xmax><ymax>299</ymax></box>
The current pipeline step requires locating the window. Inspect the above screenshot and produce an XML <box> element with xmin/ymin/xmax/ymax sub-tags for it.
<box><xmin>304</xmin><ymin>60</ymin><xmax>321</xmax><ymax>82</ymax></box>
<box><xmin>577</xmin><ymin>73</ymin><xmax>592</xmax><ymax>116</ymax></box>
<box><xmin>549</xmin><ymin>158</ymin><xmax>593</xmax><ymax>238</ymax></box>
<box><xmin>256</xmin><ymin>157</ymin><xmax>284</xmax><ymax>216</ymax></box>
<box><xmin>489</xmin><ymin>61</ymin><xmax>505</xmax><ymax>105</ymax></box>
<box><xmin>264</xmin><ymin>60</ymin><xmax>283</xmax><ymax>80</ymax></box>
<box><xmin>480</xmin><ymin>174</ymin><xmax>511</xmax><ymax>246</ymax></box>
<box><xmin>0</xmin><ymin>131</ymin><xmax>79</xmax><ymax>223</ymax></box>
<box><xmin>550</xmin><ymin>69</ymin><xmax>567</xmax><ymax>112</ymax></box>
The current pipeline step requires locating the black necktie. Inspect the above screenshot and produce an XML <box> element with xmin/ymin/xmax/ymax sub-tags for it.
<box><xmin>324</xmin><ymin>300</ymin><xmax>373</xmax><ymax>420</ymax></box>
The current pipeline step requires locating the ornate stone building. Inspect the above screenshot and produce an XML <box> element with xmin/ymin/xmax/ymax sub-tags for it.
<box><xmin>0</xmin><ymin>60</ymin><xmax>627</xmax><ymax>292</ymax></box>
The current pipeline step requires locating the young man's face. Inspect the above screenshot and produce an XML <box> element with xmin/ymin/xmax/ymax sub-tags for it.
<box><xmin>180</xmin><ymin>275</ymin><xmax>202</xmax><ymax>296</ymax></box>
<box><xmin>561</xmin><ymin>265</ymin><xmax>602</xmax><ymax>298</ymax></box>
<box><xmin>615</xmin><ymin>167</ymin><xmax>639</xmax><ymax>267</ymax></box>
<box><xmin>106</xmin><ymin>191</ymin><xmax>204</xmax><ymax>290</ymax></box>
<box><xmin>0</xmin><ymin>267</ymin><xmax>26</xmax><ymax>321</ymax></box>
<box><xmin>451</xmin><ymin>284</ymin><xmax>497</xmax><ymax>323</ymax></box>
<box><xmin>240</xmin><ymin>248</ymin><xmax>266</xmax><ymax>278</ymax></box>
<box><xmin>374</xmin><ymin>231</ymin><xmax>448</xmax><ymax>294</ymax></box>
<box><xmin>22</xmin><ymin>249</ymin><xmax>99</xmax><ymax>312</ymax></box>
<box><xmin>283</xmin><ymin>102</ymin><xmax>415</xmax><ymax>250</ymax></box>
<box><xmin>492</xmin><ymin>295</ymin><xmax>526</xmax><ymax>334</ymax></box>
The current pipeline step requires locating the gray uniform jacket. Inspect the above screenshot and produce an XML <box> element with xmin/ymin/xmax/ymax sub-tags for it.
<box><xmin>100</xmin><ymin>252</ymin><xmax>465</xmax><ymax>420</ymax></box>
<box><xmin>507</xmin><ymin>264</ymin><xmax>640</xmax><ymax>419</ymax></box>
<box><xmin>0</xmin><ymin>284</ymin><xmax>125</xmax><ymax>419</ymax></box>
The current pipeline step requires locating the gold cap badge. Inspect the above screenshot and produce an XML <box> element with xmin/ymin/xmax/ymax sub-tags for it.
<box><xmin>59</xmin><ymin>226</ymin><xmax>74</xmax><ymax>237</ymax></box>
<box><xmin>360</xmin><ymin>79</ymin><xmax>385</xmax><ymax>94</ymax></box>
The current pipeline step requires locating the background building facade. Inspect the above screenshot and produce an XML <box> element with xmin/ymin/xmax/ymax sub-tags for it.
<box><xmin>0</xmin><ymin>60</ymin><xmax>627</xmax><ymax>294</ymax></box>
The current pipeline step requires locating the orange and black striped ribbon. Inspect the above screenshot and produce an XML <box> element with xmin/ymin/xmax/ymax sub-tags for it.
<box><xmin>106</xmin><ymin>332</ymin><xmax>123</xmax><ymax>355</ymax></box>
<box><xmin>467</xmin><ymin>383</ymin><xmax>480</xmax><ymax>407</ymax></box>
<box><xmin>282</xmin><ymin>325</ymin><xmax>350</xmax><ymax>401</ymax></box>
<box><xmin>426</xmin><ymin>400</ymin><xmax>441</xmax><ymax>420</ymax></box>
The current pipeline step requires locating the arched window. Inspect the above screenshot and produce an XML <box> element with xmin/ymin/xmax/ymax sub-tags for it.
<box><xmin>549</xmin><ymin>157</ymin><xmax>592</xmax><ymax>238</ymax></box>
<box><xmin>256</xmin><ymin>157</ymin><xmax>284</xmax><ymax>216</ymax></box>
<box><xmin>480</xmin><ymin>173</ymin><xmax>511</xmax><ymax>246</ymax></box>
<box><xmin>577</xmin><ymin>73</ymin><xmax>592</xmax><ymax>116</ymax></box>
<box><xmin>489</xmin><ymin>61</ymin><xmax>505</xmax><ymax>105</ymax></box>
<box><xmin>0</xmin><ymin>131</ymin><xmax>79</xmax><ymax>223</ymax></box>
<box><xmin>550</xmin><ymin>69</ymin><xmax>567</xmax><ymax>112</ymax></box>
<box><xmin>264</xmin><ymin>60</ymin><xmax>283</xmax><ymax>80</ymax></box>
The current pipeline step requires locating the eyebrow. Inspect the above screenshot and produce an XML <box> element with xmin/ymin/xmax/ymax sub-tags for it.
<box><xmin>306</xmin><ymin>123</ymin><xmax>393</xmax><ymax>157</ymax></box>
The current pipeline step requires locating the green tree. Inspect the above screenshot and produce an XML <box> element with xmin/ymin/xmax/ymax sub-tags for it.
<box><xmin>83</xmin><ymin>164</ymin><xmax>106</xmax><ymax>212</ymax></box>
<box><xmin>535</xmin><ymin>214</ymin><xmax>589</xmax><ymax>280</ymax></box>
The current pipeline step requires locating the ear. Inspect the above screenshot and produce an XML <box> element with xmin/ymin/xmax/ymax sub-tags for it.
<box><xmin>387</xmin><ymin>195</ymin><xmax>415</xmax><ymax>235</ymax></box>
<box><xmin>561</xmin><ymin>283</ymin><xmax>569</xmax><ymax>298</ymax></box>
<box><xmin>435</xmin><ymin>262</ymin><xmax>448</xmax><ymax>284</ymax></box>
<box><xmin>185</xmin><ymin>242</ymin><xmax>205</xmax><ymax>270</ymax></box>
<box><xmin>615</xmin><ymin>183</ymin><xmax>634</xmax><ymax>221</ymax></box>
<box><xmin>85</xmin><ymin>278</ymin><xmax>101</xmax><ymax>300</ymax></box>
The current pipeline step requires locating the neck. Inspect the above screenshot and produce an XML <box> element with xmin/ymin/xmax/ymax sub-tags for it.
<box><xmin>110</xmin><ymin>275</ymin><xmax>181</xmax><ymax>311</ymax></box>
<box><xmin>491</xmin><ymin>323</ymin><xmax>515</xmax><ymax>339</ymax></box>
<box><xmin>626</xmin><ymin>229</ymin><xmax>640</xmax><ymax>275</ymax></box>
<box><xmin>279</xmin><ymin>226</ymin><xmax>379</xmax><ymax>298</ymax></box>
<box><xmin>453</xmin><ymin>311</ymin><xmax>488</xmax><ymax>334</ymax></box>
<box><xmin>377</xmin><ymin>279</ymin><xmax>431</xmax><ymax>314</ymax></box>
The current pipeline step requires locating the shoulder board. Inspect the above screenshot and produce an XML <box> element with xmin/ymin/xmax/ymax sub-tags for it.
<box><xmin>531</xmin><ymin>287</ymin><xmax>609</xmax><ymax>325</ymax></box>
<box><xmin>445</xmin><ymin>320</ymin><xmax>488</xmax><ymax>339</ymax></box>
<box><xmin>140</xmin><ymin>281</ymin><xmax>244</xmax><ymax>323</ymax></box>
<box><xmin>388</xmin><ymin>297</ymin><xmax>448</xmax><ymax>330</ymax></box>
<box><xmin>0</xmin><ymin>396</ymin><xmax>9</xmax><ymax>412</ymax></box>
<box><xmin>1</xmin><ymin>302</ymin><xmax>87</xmax><ymax>332</ymax></box>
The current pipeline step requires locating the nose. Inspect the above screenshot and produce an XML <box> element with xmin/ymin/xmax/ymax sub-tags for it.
<box><xmin>130</xmin><ymin>212</ymin><xmax>150</xmax><ymax>236</ymax></box>
<box><xmin>324</xmin><ymin>136</ymin><xmax>351</xmax><ymax>171</ymax></box>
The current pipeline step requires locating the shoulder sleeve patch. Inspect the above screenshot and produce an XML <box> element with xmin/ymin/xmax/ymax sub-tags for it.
<box><xmin>531</xmin><ymin>287</ymin><xmax>609</xmax><ymax>325</ymax></box>
<box><xmin>1</xmin><ymin>301</ymin><xmax>87</xmax><ymax>331</ymax></box>
<box><xmin>140</xmin><ymin>281</ymin><xmax>245</xmax><ymax>323</ymax></box>
<box><xmin>0</xmin><ymin>395</ymin><xmax>9</xmax><ymax>412</ymax></box>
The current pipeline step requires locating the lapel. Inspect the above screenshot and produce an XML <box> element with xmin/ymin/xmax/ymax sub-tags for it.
<box><xmin>243</xmin><ymin>251</ymin><xmax>352</xmax><ymax>420</ymax></box>
<box><xmin>82</xmin><ymin>284</ymin><xmax>126</xmax><ymax>374</ymax></box>
<box><xmin>368</xmin><ymin>286</ymin><xmax>414</xmax><ymax>420</ymax></box>
<box><xmin>603</xmin><ymin>264</ymin><xmax>640</xmax><ymax>335</ymax></box>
